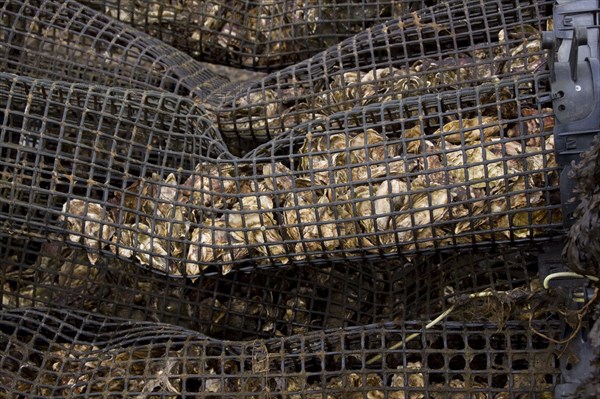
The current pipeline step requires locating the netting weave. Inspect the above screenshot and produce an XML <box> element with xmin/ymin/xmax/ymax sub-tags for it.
<box><xmin>1</xmin><ymin>243</ymin><xmax>566</xmax><ymax>397</ymax></box>
<box><xmin>0</xmin><ymin>0</ymin><xmax>561</xmax><ymax>277</ymax></box>
<box><xmin>0</xmin><ymin>0</ymin><xmax>592</xmax><ymax>397</ymax></box>
<box><xmin>1</xmin><ymin>71</ymin><xmax>562</xmax><ymax>276</ymax></box>
<box><xmin>80</xmin><ymin>0</ymin><xmax>429</xmax><ymax>71</ymax></box>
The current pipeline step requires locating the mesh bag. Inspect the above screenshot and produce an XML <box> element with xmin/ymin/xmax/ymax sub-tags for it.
<box><xmin>1</xmin><ymin>244</ymin><xmax>567</xmax><ymax>397</ymax></box>
<box><xmin>1</xmin><ymin>0</ymin><xmax>554</xmax><ymax>143</ymax></box>
<box><xmin>0</xmin><ymin>69</ymin><xmax>563</xmax><ymax>277</ymax></box>
<box><xmin>1</xmin><ymin>234</ymin><xmax>552</xmax><ymax>339</ymax></box>
<box><xmin>205</xmin><ymin>0</ymin><xmax>553</xmax><ymax>145</ymax></box>
<box><xmin>0</xmin><ymin>0</ymin><xmax>229</xmax><ymax>98</ymax></box>
<box><xmin>0</xmin><ymin>0</ymin><xmax>562</xmax><ymax>279</ymax></box>
<box><xmin>1</xmin><ymin>0</ymin><xmax>595</xmax><ymax>397</ymax></box>
<box><xmin>79</xmin><ymin>0</ymin><xmax>429</xmax><ymax>71</ymax></box>
<box><xmin>0</xmin><ymin>308</ymin><xmax>563</xmax><ymax>398</ymax></box>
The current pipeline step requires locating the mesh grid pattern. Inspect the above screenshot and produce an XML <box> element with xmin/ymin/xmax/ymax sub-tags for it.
<box><xmin>1</xmin><ymin>242</ymin><xmax>563</xmax><ymax>397</ymax></box>
<box><xmin>206</xmin><ymin>0</ymin><xmax>553</xmax><ymax>144</ymax></box>
<box><xmin>83</xmin><ymin>0</ymin><xmax>426</xmax><ymax>70</ymax></box>
<box><xmin>0</xmin><ymin>0</ymin><xmax>587</xmax><ymax>397</ymax></box>
<box><xmin>0</xmin><ymin>71</ymin><xmax>562</xmax><ymax>277</ymax></box>
<box><xmin>79</xmin><ymin>0</ymin><xmax>429</xmax><ymax>71</ymax></box>
<box><xmin>1</xmin><ymin>234</ymin><xmax>549</xmax><ymax>339</ymax></box>
<box><xmin>0</xmin><ymin>307</ymin><xmax>562</xmax><ymax>398</ymax></box>
<box><xmin>1</xmin><ymin>1</ymin><xmax>554</xmax><ymax>141</ymax></box>
<box><xmin>0</xmin><ymin>0</ymin><xmax>229</xmax><ymax>98</ymax></box>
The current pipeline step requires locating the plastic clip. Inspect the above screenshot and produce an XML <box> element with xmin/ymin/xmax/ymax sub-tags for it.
<box><xmin>542</xmin><ymin>0</ymin><xmax>600</xmax><ymax>225</ymax></box>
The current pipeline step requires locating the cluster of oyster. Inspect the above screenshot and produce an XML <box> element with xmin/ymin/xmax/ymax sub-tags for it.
<box><xmin>215</xmin><ymin>24</ymin><xmax>545</xmax><ymax>139</ymax></box>
<box><xmin>1</xmin><ymin>242</ymin><xmax>383</xmax><ymax>339</ymax></box>
<box><xmin>2</xmin><ymin>338</ymin><xmax>554</xmax><ymax>398</ymax></box>
<box><xmin>91</xmin><ymin>0</ymin><xmax>415</xmax><ymax>69</ymax></box>
<box><xmin>279</xmin><ymin>361</ymin><xmax>554</xmax><ymax>399</ymax></box>
<box><xmin>61</xmin><ymin>106</ymin><xmax>559</xmax><ymax>276</ymax></box>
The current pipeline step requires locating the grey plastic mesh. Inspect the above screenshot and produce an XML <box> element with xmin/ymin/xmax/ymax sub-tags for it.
<box><xmin>0</xmin><ymin>0</ymin><xmax>229</xmax><ymax>99</ymax></box>
<box><xmin>1</xmin><ymin>243</ymin><xmax>566</xmax><ymax>397</ymax></box>
<box><xmin>79</xmin><ymin>0</ymin><xmax>429</xmax><ymax>71</ymax></box>
<box><xmin>0</xmin><ymin>0</ymin><xmax>592</xmax><ymax>397</ymax></box>
<box><xmin>0</xmin><ymin>71</ymin><xmax>562</xmax><ymax>277</ymax></box>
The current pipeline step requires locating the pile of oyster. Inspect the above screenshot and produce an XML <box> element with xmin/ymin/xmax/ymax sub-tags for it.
<box><xmin>213</xmin><ymin>24</ymin><xmax>545</xmax><ymax>139</ymax></box>
<box><xmin>87</xmin><ymin>0</ymin><xmax>416</xmax><ymax>69</ymax></box>
<box><xmin>1</xmin><ymin>307</ymin><xmax>556</xmax><ymax>398</ymax></box>
<box><xmin>60</xmin><ymin>105</ymin><xmax>560</xmax><ymax>276</ymax></box>
<box><xmin>2</xmin><ymin>351</ymin><xmax>554</xmax><ymax>398</ymax></box>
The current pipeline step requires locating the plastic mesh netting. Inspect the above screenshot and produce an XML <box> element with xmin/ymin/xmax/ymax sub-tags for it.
<box><xmin>1</xmin><ymin>0</ymin><xmax>554</xmax><ymax>142</ymax></box>
<box><xmin>0</xmin><ymin>0</ymin><xmax>561</xmax><ymax>277</ymax></box>
<box><xmin>1</xmin><ymin>243</ymin><xmax>566</xmax><ymax>397</ymax></box>
<box><xmin>0</xmin><ymin>234</ymin><xmax>552</xmax><ymax>338</ymax></box>
<box><xmin>0</xmin><ymin>0</ymin><xmax>229</xmax><ymax>98</ymax></box>
<box><xmin>0</xmin><ymin>308</ymin><xmax>562</xmax><ymax>398</ymax></box>
<box><xmin>0</xmin><ymin>0</ymin><xmax>594</xmax><ymax>397</ymax></box>
<box><xmin>205</xmin><ymin>0</ymin><xmax>553</xmax><ymax>145</ymax></box>
<box><xmin>0</xmin><ymin>70</ymin><xmax>562</xmax><ymax>276</ymax></box>
<box><xmin>80</xmin><ymin>0</ymin><xmax>429</xmax><ymax>71</ymax></box>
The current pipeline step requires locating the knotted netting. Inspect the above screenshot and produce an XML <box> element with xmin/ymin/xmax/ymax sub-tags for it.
<box><xmin>0</xmin><ymin>0</ymin><xmax>597</xmax><ymax>397</ymax></box>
